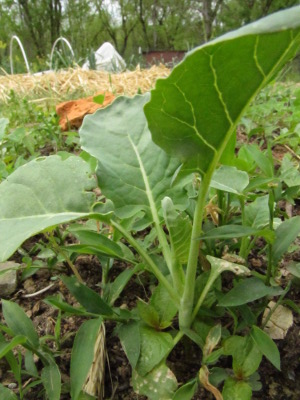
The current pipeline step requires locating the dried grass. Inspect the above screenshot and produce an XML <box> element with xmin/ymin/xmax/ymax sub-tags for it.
<box><xmin>0</xmin><ymin>65</ymin><xmax>170</xmax><ymax>104</ymax></box>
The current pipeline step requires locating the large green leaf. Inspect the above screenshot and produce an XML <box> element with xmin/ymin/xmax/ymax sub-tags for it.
<box><xmin>219</xmin><ymin>277</ymin><xmax>283</xmax><ymax>307</ymax></box>
<box><xmin>136</xmin><ymin>326</ymin><xmax>174</xmax><ymax>376</ymax></box>
<box><xmin>70</xmin><ymin>318</ymin><xmax>103</xmax><ymax>400</ymax></box>
<box><xmin>0</xmin><ymin>155</ymin><xmax>97</xmax><ymax>262</ymax></box>
<box><xmin>144</xmin><ymin>7</ymin><xmax>300</xmax><ymax>175</ymax></box>
<box><xmin>117</xmin><ymin>321</ymin><xmax>141</xmax><ymax>369</ymax></box>
<box><xmin>79</xmin><ymin>94</ymin><xmax>188</xmax><ymax>219</ymax></box>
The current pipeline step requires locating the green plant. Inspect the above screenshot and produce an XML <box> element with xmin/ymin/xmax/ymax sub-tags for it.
<box><xmin>241</xmin><ymin>82</ymin><xmax>300</xmax><ymax>153</ymax></box>
<box><xmin>0</xmin><ymin>98</ymin><xmax>80</xmax><ymax>179</ymax></box>
<box><xmin>0</xmin><ymin>7</ymin><xmax>300</xmax><ymax>400</ymax></box>
<box><xmin>0</xmin><ymin>300</ymin><xmax>61</xmax><ymax>400</ymax></box>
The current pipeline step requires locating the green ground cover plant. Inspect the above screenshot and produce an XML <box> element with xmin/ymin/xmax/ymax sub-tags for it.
<box><xmin>0</xmin><ymin>6</ymin><xmax>300</xmax><ymax>400</ymax></box>
<box><xmin>0</xmin><ymin>95</ymin><xmax>80</xmax><ymax>180</ymax></box>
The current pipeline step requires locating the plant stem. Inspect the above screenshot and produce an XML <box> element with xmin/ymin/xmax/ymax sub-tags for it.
<box><xmin>111</xmin><ymin>220</ymin><xmax>180</xmax><ymax>308</ymax></box>
<box><xmin>179</xmin><ymin>172</ymin><xmax>212</xmax><ymax>329</ymax></box>
<box><xmin>239</xmin><ymin>196</ymin><xmax>250</xmax><ymax>260</ymax></box>
<box><xmin>266</xmin><ymin>190</ymin><xmax>275</xmax><ymax>285</ymax></box>
<box><xmin>46</xmin><ymin>233</ymin><xmax>84</xmax><ymax>283</ymax></box>
<box><xmin>191</xmin><ymin>268</ymin><xmax>220</xmax><ymax>322</ymax></box>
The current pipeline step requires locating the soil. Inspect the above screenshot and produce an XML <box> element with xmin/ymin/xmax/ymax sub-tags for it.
<box><xmin>1</xmin><ymin>230</ymin><xmax>300</xmax><ymax>400</ymax></box>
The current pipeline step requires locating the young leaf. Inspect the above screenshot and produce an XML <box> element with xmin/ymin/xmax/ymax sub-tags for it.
<box><xmin>44</xmin><ymin>296</ymin><xmax>88</xmax><ymax>316</ymax></box>
<box><xmin>203</xmin><ymin>324</ymin><xmax>222</xmax><ymax>359</ymax></box>
<box><xmin>150</xmin><ymin>283</ymin><xmax>178</xmax><ymax>328</ymax></box>
<box><xmin>137</xmin><ymin>300</ymin><xmax>161</xmax><ymax>328</ymax></box>
<box><xmin>242</xmin><ymin>144</ymin><xmax>274</xmax><ymax>177</ymax></box>
<box><xmin>219</xmin><ymin>277</ymin><xmax>283</xmax><ymax>307</ymax></box>
<box><xmin>41</xmin><ymin>363</ymin><xmax>61</xmax><ymax>400</ymax></box>
<box><xmin>145</xmin><ymin>7</ymin><xmax>300</xmax><ymax>175</ymax></box>
<box><xmin>79</xmin><ymin>94</ymin><xmax>188</xmax><ymax>219</ymax></box>
<box><xmin>70</xmin><ymin>229</ymin><xmax>124</xmax><ymax>259</ymax></box>
<box><xmin>25</xmin><ymin>350</ymin><xmax>39</xmax><ymax>377</ymax></box>
<box><xmin>223</xmin><ymin>335</ymin><xmax>262</xmax><ymax>378</ymax></box>
<box><xmin>286</xmin><ymin>263</ymin><xmax>300</xmax><ymax>279</ymax></box>
<box><xmin>0</xmin><ymin>155</ymin><xmax>98</xmax><ymax>262</ymax></box>
<box><xmin>222</xmin><ymin>377</ymin><xmax>252</xmax><ymax>400</ymax></box>
<box><xmin>0</xmin><ymin>335</ymin><xmax>27</xmax><ymax>358</ymax></box>
<box><xmin>172</xmin><ymin>379</ymin><xmax>198</xmax><ymax>400</ymax></box>
<box><xmin>70</xmin><ymin>318</ymin><xmax>103</xmax><ymax>400</ymax></box>
<box><xmin>244</xmin><ymin>195</ymin><xmax>270</xmax><ymax>229</ymax></box>
<box><xmin>93</xmin><ymin>94</ymin><xmax>105</xmax><ymax>105</ymax></box>
<box><xmin>273</xmin><ymin>216</ymin><xmax>300</xmax><ymax>265</ymax></box>
<box><xmin>132</xmin><ymin>362</ymin><xmax>177</xmax><ymax>400</ymax></box>
<box><xmin>2</xmin><ymin>300</ymin><xmax>39</xmax><ymax>348</ymax></box>
<box><xmin>162</xmin><ymin>197</ymin><xmax>192</xmax><ymax>264</ymax></box>
<box><xmin>61</xmin><ymin>276</ymin><xmax>113</xmax><ymax>316</ymax></box>
<box><xmin>106</xmin><ymin>267</ymin><xmax>137</xmax><ymax>306</ymax></box>
<box><xmin>280</xmin><ymin>154</ymin><xmax>300</xmax><ymax>187</ymax></box>
<box><xmin>211</xmin><ymin>166</ymin><xmax>249</xmax><ymax>194</ymax></box>
<box><xmin>250</xmin><ymin>325</ymin><xmax>281</xmax><ymax>370</ymax></box>
<box><xmin>0</xmin><ymin>384</ymin><xmax>18</xmax><ymax>400</ymax></box>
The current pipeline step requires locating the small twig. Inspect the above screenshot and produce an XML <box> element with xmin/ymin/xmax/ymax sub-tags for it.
<box><xmin>283</xmin><ymin>144</ymin><xmax>300</xmax><ymax>161</ymax></box>
<box><xmin>23</xmin><ymin>283</ymin><xmax>55</xmax><ymax>298</ymax></box>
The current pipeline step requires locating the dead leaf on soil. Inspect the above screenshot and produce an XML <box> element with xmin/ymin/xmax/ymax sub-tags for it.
<box><xmin>262</xmin><ymin>301</ymin><xmax>293</xmax><ymax>340</ymax></box>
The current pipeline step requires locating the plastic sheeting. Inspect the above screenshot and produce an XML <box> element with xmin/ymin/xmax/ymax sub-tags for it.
<box><xmin>83</xmin><ymin>42</ymin><xmax>126</xmax><ymax>72</ymax></box>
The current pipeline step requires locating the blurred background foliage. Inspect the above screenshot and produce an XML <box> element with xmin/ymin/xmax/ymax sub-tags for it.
<box><xmin>0</xmin><ymin>0</ymin><xmax>299</xmax><ymax>73</ymax></box>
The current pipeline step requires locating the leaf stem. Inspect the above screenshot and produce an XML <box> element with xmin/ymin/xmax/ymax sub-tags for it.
<box><xmin>128</xmin><ymin>136</ymin><xmax>181</xmax><ymax>291</ymax></box>
<box><xmin>266</xmin><ymin>190</ymin><xmax>275</xmax><ymax>285</ymax></box>
<box><xmin>239</xmin><ymin>196</ymin><xmax>250</xmax><ymax>259</ymax></box>
<box><xmin>191</xmin><ymin>268</ymin><xmax>220</xmax><ymax>321</ymax></box>
<box><xmin>179</xmin><ymin>172</ymin><xmax>212</xmax><ymax>329</ymax></box>
<box><xmin>111</xmin><ymin>220</ymin><xmax>180</xmax><ymax>308</ymax></box>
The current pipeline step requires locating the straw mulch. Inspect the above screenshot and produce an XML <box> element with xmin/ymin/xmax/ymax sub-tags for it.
<box><xmin>0</xmin><ymin>65</ymin><xmax>170</xmax><ymax>104</ymax></box>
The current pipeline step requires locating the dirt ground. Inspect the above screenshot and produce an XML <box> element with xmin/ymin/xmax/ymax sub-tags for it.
<box><xmin>1</xmin><ymin>231</ymin><xmax>300</xmax><ymax>400</ymax></box>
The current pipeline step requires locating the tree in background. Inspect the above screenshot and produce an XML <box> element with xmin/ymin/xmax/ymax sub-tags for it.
<box><xmin>0</xmin><ymin>0</ymin><xmax>299</xmax><ymax>72</ymax></box>
<box><xmin>219</xmin><ymin>0</ymin><xmax>300</xmax><ymax>32</ymax></box>
<box><xmin>135</xmin><ymin>0</ymin><xmax>197</xmax><ymax>50</ymax></box>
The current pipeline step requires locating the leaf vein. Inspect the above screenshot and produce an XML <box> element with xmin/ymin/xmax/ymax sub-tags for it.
<box><xmin>209</xmin><ymin>54</ymin><xmax>234</xmax><ymax>126</ymax></box>
<box><xmin>254</xmin><ymin>36</ymin><xmax>266</xmax><ymax>78</ymax></box>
